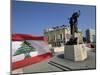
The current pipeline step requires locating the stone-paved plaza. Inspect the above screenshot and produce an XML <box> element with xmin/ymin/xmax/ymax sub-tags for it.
<box><xmin>12</xmin><ymin>48</ymin><xmax>96</xmax><ymax>74</ymax></box>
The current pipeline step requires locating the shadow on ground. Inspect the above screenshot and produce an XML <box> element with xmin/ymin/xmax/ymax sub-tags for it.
<box><xmin>57</xmin><ymin>54</ymin><xmax>64</xmax><ymax>59</ymax></box>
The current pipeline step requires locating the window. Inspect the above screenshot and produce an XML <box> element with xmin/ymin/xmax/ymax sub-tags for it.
<box><xmin>59</xmin><ymin>34</ymin><xmax>63</xmax><ymax>40</ymax></box>
<box><xmin>53</xmin><ymin>35</ymin><xmax>55</xmax><ymax>40</ymax></box>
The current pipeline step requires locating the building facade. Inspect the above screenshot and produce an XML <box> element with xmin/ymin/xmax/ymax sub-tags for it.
<box><xmin>86</xmin><ymin>29</ymin><xmax>96</xmax><ymax>43</ymax></box>
<box><xmin>44</xmin><ymin>25</ymin><xmax>70</xmax><ymax>47</ymax></box>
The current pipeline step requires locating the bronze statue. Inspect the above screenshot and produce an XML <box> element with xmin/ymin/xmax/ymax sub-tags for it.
<box><xmin>66</xmin><ymin>10</ymin><xmax>81</xmax><ymax>45</ymax></box>
<box><xmin>69</xmin><ymin>10</ymin><xmax>80</xmax><ymax>35</ymax></box>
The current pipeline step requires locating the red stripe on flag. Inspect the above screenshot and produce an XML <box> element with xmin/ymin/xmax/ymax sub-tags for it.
<box><xmin>12</xmin><ymin>52</ymin><xmax>52</xmax><ymax>70</ymax></box>
<box><xmin>12</xmin><ymin>34</ymin><xmax>48</xmax><ymax>42</ymax></box>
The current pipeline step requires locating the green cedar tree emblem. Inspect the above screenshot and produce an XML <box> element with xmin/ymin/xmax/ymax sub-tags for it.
<box><xmin>13</xmin><ymin>40</ymin><xmax>36</xmax><ymax>58</ymax></box>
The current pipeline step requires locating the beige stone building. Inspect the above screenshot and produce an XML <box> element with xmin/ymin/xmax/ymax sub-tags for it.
<box><xmin>44</xmin><ymin>25</ymin><xmax>71</xmax><ymax>47</ymax></box>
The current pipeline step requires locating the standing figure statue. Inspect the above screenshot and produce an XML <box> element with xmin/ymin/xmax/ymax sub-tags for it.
<box><xmin>69</xmin><ymin>10</ymin><xmax>80</xmax><ymax>35</ymax></box>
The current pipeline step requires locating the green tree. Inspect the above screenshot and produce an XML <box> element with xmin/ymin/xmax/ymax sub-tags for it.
<box><xmin>13</xmin><ymin>41</ymin><xmax>36</xmax><ymax>58</ymax></box>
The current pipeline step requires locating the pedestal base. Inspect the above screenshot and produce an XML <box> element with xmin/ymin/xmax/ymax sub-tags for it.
<box><xmin>64</xmin><ymin>44</ymin><xmax>87</xmax><ymax>61</ymax></box>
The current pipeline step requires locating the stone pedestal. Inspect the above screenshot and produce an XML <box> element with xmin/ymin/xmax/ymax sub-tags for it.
<box><xmin>64</xmin><ymin>44</ymin><xmax>87</xmax><ymax>61</ymax></box>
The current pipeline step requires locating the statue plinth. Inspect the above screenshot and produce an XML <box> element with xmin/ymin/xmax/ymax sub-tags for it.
<box><xmin>64</xmin><ymin>32</ymin><xmax>87</xmax><ymax>61</ymax></box>
<box><xmin>64</xmin><ymin>44</ymin><xmax>87</xmax><ymax>61</ymax></box>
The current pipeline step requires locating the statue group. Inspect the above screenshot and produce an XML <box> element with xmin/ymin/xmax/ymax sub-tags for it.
<box><xmin>66</xmin><ymin>10</ymin><xmax>82</xmax><ymax>45</ymax></box>
<box><xmin>64</xmin><ymin>10</ymin><xmax>87</xmax><ymax>61</ymax></box>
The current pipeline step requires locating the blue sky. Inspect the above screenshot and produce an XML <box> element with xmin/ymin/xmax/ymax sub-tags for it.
<box><xmin>12</xmin><ymin>1</ymin><xmax>96</xmax><ymax>36</ymax></box>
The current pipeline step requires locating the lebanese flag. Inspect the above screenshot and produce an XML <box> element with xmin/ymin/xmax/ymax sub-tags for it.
<box><xmin>12</xmin><ymin>34</ymin><xmax>52</xmax><ymax>70</ymax></box>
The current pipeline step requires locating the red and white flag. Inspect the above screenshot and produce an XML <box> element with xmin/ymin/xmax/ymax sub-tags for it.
<box><xmin>12</xmin><ymin>34</ymin><xmax>52</xmax><ymax>70</ymax></box>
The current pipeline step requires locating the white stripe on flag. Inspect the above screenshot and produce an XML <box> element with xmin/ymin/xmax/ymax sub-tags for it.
<box><xmin>12</xmin><ymin>40</ymin><xmax>51</xmax><ymax>63</ymax></box>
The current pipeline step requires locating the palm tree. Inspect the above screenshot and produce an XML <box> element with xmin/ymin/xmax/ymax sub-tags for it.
<box><xmin>13</xmin><ymin>41</ymin><xmax>36</xmax><ymax>58</ymax></box>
